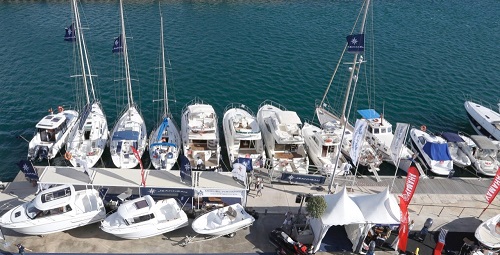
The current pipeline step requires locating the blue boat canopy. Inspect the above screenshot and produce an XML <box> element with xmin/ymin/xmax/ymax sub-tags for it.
<box><xmin>112</xmin><ymin>130</ymin><xmax>140</xmax><ymax>141</ymax></box>
<box><xmin>357</xmin><ymin>109</ymin><xmax>380</xmax><ymax>119</ymax></box>
<box><xmin>440</xmin><ymin>132</ymin><xmax>464</xmax><ymax>143</ymax></box>
<box><xmin>149</xmin><ymin>142</ymin><xmax>177</xmax><ymax>148</ymax></box>
<box><xmin>423</xmin><ymin>142</ymin><xmax>452</xmax><ymax>161</ymax></box>
<box><xmin>156</xmin><ymin>118</ymin><xmax>169</xmax><ymax>142</ymax></box>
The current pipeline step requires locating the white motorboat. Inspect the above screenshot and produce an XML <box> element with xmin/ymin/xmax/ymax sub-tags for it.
<box><xmin>222</xmin><ymin>103</ymin><xmax>265</xmax><ymax>167</ymax></box>
<box><xmin>149</xmin><ymin>12</ymin><xmax>180</xmax><ymax>171</ymax></box>
<box><xmin>181</xmin><ymin>98</ymin><xmax>221</xmax><ymax>170</ymax></box>
<box><xmin>302</xmin><ymin>122</ymin><xmax>349</xmax><ymax>176</ymax></box>
<box><xmin>0</xmin><ymin>184</ymin><xmax>105</xmax><ymax>235</ymax></box>
<box><xmin>475</xmin><ymin>213</ymin><xmax>500</xmax><ymax>250</ymax></box>
<box><xmin>100</xmin><ymin>196</ymin><xmax>188</xmax><ymax>239</ymax></box>
<box><xmin>439</xmin><ymin>132</ymin><xmax>471</xmax><ymax>168</ymax></box>
<box><xmin>109</xmin><ymin>0</ymin><xmax>147</xmax><ymax>169</ymax></box>
<box><xmin>28</xmin><ymin>107</ymin><xmax>78</xmax><ymax>161</ymax></box>
<box><xmin>64</xmin><ymin>0</ymin><xmax>108</xmax><ymax>168</ymax></box>
<box><xmin>409</xmin><ymin>127</ymin><xmax>453</xmax><ymax>176</ymax></box>
<box><xmin>465</xmin><ymin>101</ymin><xmax>500</xmax><ymax>141</ymax></box>
<box><xmin>466</xmin><ymin>135</ymin><xmax>500</xmax><ymax>177</ymax></box>
<box><xmin>315</xmin><ymin>109</ymin><xmax>382</xmax><ymax>172</ymax></box>
<box><xmin>357</xmin><ymin>109</ymin><xmax>413</xmax><ymax>164</ymax></box>
<box><xmin>191</xmin><ymin>203</ymin><xmax>255</xmax><ymax>237</ymax></box>
<box><xmin>257</xmin><ymin>100</ymin><xmax>309</xmax><ymax>174</ymax></box>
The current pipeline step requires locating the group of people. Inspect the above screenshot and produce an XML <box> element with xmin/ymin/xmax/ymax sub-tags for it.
<box><xmin>252</xmin><ymin>176</ymin><xmax>264</xmax><ymax>197</ymax></box>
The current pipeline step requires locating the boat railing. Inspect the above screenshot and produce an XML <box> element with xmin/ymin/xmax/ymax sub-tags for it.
<box><xmin>223</xmin><ymin>103</ymin><xmax>255</xmax><ymax>117</ymax></box>
<box><xmin>258</xmin><ymin>100</ymin><xmax>287</xmax><ymax>112</ymax></box>
<box><xmin>181</xmin><ymin>97</ymin><xmax>206</xmax><ymax>115</ymax></box>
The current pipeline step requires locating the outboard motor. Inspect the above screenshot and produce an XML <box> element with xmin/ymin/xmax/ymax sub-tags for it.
<box><xmin>415</xmin><ymin>218</ymin><xmax>433</xmax><ymax>242</ymax></box>
<box><xmin>31</xmin><ymin>145</ymin><xmax>48</xmax><ymax>161</ymax></box>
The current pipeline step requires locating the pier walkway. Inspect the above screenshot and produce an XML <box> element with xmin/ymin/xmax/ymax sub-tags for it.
<box><xmin>0</xmin><ymin>169</ymin><xmax>498</xmax><ymax>255</ymax></box>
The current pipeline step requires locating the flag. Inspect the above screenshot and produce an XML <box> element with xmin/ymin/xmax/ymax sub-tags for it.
<box><xmin>350</xmin><ymin>119</ymin><xmax>367</xmax><ymax>165</ymax></box>
<box><xmin>346</xmin><ymin>34</ymin><xmax>364</xmax><ymax>52</ymax></box>
<box><xmin>390</xmin><ymin>123</ymin><xmax>409</xmax><ymax>164</ymax></box>
<box><xmin>398</xmin><ymin>196</ymin><xmax>409</xmax><ymax>252</ymax></box>
<box><xmin>112</xmin><ymin>35</ymin><xmax>123</xmax><ymax>53</ymax></box>
<box><xmin>179</xmin><ymin>154</ymin><xmax>192</xmax><ymax>185</ymax></box>
<box><xmin>233</xmin><ymin>157</ymin><xmax>253</xmax><ymax>172</ymax></box>
<box><xmin>64</xmin><ymin>23</ymin><xmax>76</xmax><ymax>41</ymax></box>
<box><xmin>232</xmin><ymin>163</ymin><xmax>247</xmax><ymax>184</ymax></box>
<box><xmin>485</xmin><ymin>167</ymin><xmax>500</xmax><ymax>204</ymax></box>
<box><xmin>130</xmin><ymin>146</ymin><xmax>145</xmax><ymax>187</ymax></box>
<box><xmin>401</xmin><ymin>166</ymin><xmax>419</xmax><ymax>204</ymax></box>
<box><xmin>433</xmin><ymin>228</ymin><xmax>448</xmax><ymax>255</ymax></box>
<box><xmin>16</xmin><ymin>160</ymin><xmax>38</xmax><ymax>181</ymax></box>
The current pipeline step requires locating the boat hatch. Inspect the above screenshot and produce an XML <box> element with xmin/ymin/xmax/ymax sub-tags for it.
<box><xmin>42</xmin><ymin>187</ymin><xmax>71</xmax><ymax>203</ymax></box>
<box><xmin>134</xmin><ymin>199</ymin><xmax>149</xmax><ymax>209</ymax></box>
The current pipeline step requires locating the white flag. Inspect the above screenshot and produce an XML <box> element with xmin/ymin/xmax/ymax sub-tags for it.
<box><xmin>350</xmin><ymin>119</ymin><xmax>368</xmax><ymax>165</ymax></box>
<box><xmin>390</xmin><ymin>123</ymin><xmax>409</xmax><ymax>163</ymax></box>
<box><xmin>232</xmin><ymin>163</ymin><xmax>247</xmax><ymax>185</ymax></box>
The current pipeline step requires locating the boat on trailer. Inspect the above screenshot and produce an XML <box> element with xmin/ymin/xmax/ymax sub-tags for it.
<box><xmin>100</xmin><ymin>196</ymin><xmax>188</xmax><ymax>239</ymax></box>
<box><xmin>0</xmin><ymin>184</ymin><xmax>105</xmax><ymax>235</ymax></box>
<box><xmin>191</xmin><ymin>203</ymin><xmax>255</xmax><ymax>237</ymax></box>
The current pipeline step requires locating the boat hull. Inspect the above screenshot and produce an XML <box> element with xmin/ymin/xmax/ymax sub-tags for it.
<box><xmin>191</xmin><ymin>203</ymin><xmax>255</xmax><ymax>236</ymax></box>
<box><xmin>465</xmin><ymin>101</ymin><xmax>500</xmax><ymax>141</ymax></box>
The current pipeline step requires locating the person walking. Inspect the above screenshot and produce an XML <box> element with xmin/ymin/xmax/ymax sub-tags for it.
<box><xmin>16</xmin><ymin>243</ymin><xmax>32</xmax><ymax>255</ymax></box>
<box><xmin>254</xmin><ymin>177</ymin><xmax>261</xmax><ymax>191</ymax></box>
<box><xmin>256</xmin><ymin>181</ymin><xmax>263</xmax><ymax>197</ymax></box>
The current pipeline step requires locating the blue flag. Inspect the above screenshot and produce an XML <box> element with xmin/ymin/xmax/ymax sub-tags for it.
<box><xmin>346</xmin><ymin>34</ymin><xmax>364</xmax><ymax>53</ymax></box>
<box><xmin>233</xmin><ymin>157</ymin><xmax>253</xmax><ymax>172</ymax></box>
<box><xmin>112</xmin><ymin>35</ymin><xmax>123</xmax><ymax>53</ymax></box>
<box><xmin>179</xmin><ymin>154</ymin><xmax>192</xmax><ymax>185</ymax></box>
<box><xmin>16</xmin><ymin>160</ymin><xmax>39</xmax><ymax>181</ymax></box>
<box><xmin>64</xmin><ymin>23</ymin><xmax>76</xmax><ymax>41</ymax></box>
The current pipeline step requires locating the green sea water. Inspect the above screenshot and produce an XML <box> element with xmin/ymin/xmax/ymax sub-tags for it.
<box><xmin>0</xmin><ymin>0</ymin><xmax>498</xmax><ymax>181</ymax></box>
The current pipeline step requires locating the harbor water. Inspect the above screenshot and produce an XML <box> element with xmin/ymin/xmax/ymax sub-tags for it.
<box><xmin>0</xmin><ymin>0</ymin><xmax>498</xmax><ymax>181</ymax></box>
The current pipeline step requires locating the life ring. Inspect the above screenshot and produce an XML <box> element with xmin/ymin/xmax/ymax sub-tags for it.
<box><xmin>325</xmin><ymin>138</ymin><xmax>333</xmax><ymax>143</ymax></box>
<box><xmin>58</xmin><ymin>106</ymin><xmax>64</xmax><ymax>113</ymax></box>
<box><xmin>64</xmin><ymin>152</ymin><xmax>72</xmax><ymax>161</ymax></box>
<box><xmin>420</xmin><ymin>125</ymin><xmax>427</xmax><ymax>132</ymax></box>
<box><xmin>374</xmin><ymin>118</ymin><xmax>379</xmax><ymax>122</ymax></box>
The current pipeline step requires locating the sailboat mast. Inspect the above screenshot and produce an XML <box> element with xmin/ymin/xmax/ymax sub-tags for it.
<box><xmin>71</xmin><ymin>0</ymin><xmax>90</xmax><ymax>105</ymax></box>
<box><xmin>160</xmin><ymin>13</ymin><xmax>169</xmax><ymax>117</ymax></box>
<box><xmin>119</xmin><ymin>0</ymin><xmax>133</xmax><ymax>107</ymax></box>
<box><xmin>339</xmin><ymin>0</ymin><xmax>370</xmax><ymax>124</ymax></box>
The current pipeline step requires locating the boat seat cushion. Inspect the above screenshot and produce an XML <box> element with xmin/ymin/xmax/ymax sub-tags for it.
<box><xmin>227</xmin><ymin>206</ymin><xmax>237</xmax><ymax>220</ymax></box>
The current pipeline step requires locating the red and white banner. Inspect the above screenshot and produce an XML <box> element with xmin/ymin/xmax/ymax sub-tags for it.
<box><xmin>401</xmin><ymin>166</ymin><xmax>420</xmax><ymax>204</ymax></box>
<box><xmin>131</xmin><ymin>146</ymin><xmax>145</xmax><ymax>187</ymax></box>
<box><xmin>485</xmin><ymin>167</ymin><xmax>500</xmax><ymax>204</ymax></box>
<box><xmin>433</xmin><ymin>228</ymin><xmax>448</xmax><ymax>255</ymax></box>
<box><xmin>398</xmin><ymin>196</ymin><xmax>409</xmax><ymax>252</ymax></box>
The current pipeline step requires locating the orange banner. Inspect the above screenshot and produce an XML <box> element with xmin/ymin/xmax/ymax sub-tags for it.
<box><xmin>398</xmin><ymin>196</ymin><xmax>409</xmax><ymax>252</ymax></box>
<box><xmin>130</xmin><ymin>146</ymin><xmax>145</xmax><ymax>187</ymax></box>
<box><xmin>402</xmin><ymin>166</ymin><xmax>420</xmax><ymax>204</ymax></box>
<box><xmin>486</xmin><ymin>167</ymin><xmax>500</xmax><ymax>204</ymax></box>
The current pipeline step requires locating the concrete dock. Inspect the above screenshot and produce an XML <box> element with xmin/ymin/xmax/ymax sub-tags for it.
<box><xmin>0</xmin><ymin>169</ymin><xmax>498</xmax><ymax>255</ymax></box>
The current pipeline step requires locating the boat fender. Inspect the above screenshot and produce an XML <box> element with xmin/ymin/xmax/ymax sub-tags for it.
<box><xmin>325</xmin><ymin>138</ymin><xmax>333</xmax><ymax>143</ymax></box>
<box><xmin>64</xmin><ymin>152</ymin><xmax>72</xmax><ymax>161</ymax></box>
<box><xmin>374</xmin><ymin>118</ymin><xmax>379</xmax><ymax>122</ymax></box>
<box><xmin>420</xmin><ymin>125</ymin><xmax>427</xmax><ymax>132</ymax></box>
<box><xmin>280</xmin><ymin>161</ymin><xmax>288</xmax><ymax>167</ymax></box>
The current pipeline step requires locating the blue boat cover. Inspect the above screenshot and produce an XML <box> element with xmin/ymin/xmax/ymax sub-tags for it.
<box><xmin>357</xmin><ymin>109</ymin><xmax>380</xmax><ymax>119</ymax></box>
<box><xmin>156</xmin><ymin>118</ymin><xmax>169</xmax><ymax>142</ymax></box>
<box><xmin>440</xmin><ymin>132</ymin><xmax>464</xmax><ymax>143</ymax></box>
<box><xmin>112</xmin><ymin>130</ymin><xmax>139</xmax><ymax>141</ymax></box>
<box><xmin>149</xmin><ymin>142</ymin><xmax>177</xmax><ymax>148</ymax></box>
<box><xmin>423</xmin><ymin>142</ymin><xmax>452</xmax><ymax>161</ymax></box>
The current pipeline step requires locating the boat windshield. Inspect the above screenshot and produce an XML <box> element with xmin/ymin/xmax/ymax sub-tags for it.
<box><xmin>26</xmin><ymin>200</ymin><xmax>41</xmax><ymax>219</ymax></box>
<box><xmin>478</xmin><ymin>149</ymin><xmax>497</xmax><ymax>158</ymax></box>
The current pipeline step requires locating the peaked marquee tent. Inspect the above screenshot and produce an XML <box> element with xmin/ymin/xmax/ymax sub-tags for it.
<box><xmin>310</xmin><ymin>186</ymin><xmax>400</xmax><ymax>253</ymax></box>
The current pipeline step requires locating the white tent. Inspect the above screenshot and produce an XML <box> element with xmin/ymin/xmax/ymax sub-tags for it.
<box><xmin>310</xmin><ymin>186</ymin><xmax>401</xmax><ymax>253</ymax></box>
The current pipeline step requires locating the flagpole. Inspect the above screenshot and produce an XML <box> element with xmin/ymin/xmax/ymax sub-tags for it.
<box><xmin>478</xmin><ymin>203</ymin><xmax>490</xmax><ymax>218</ymax></box>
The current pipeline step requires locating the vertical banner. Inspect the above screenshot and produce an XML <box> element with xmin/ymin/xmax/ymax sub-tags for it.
<box><xmin>16</xmin><ymin>160</ymin><xmax>39</xmax><ymax>181</ymax></box>
<box><xmin>433</xmin><ymin>228</ymin><xmax>448</xmax><ymax>255</ymax></box>
<box><xmin>401</xmin><ymin>166</ymin><xmax>420</xmax><ymax>204</ymax></box>
<box><xmin>179</xmin><ymin>154</ymin><xmax>192</xmax><ymax>185</ymax></box>
<box><xmin>398</xmin><ymin>196</ymin><xmax>409</xmax><ymax>252</ymax></box>
<box><xmin>485</xmin><ymin>167</ymin><xmax>500</xmax><ymax>204</ymax></box>
<box><xmin>350</xmin><ymin>119</ymin><xmax>367</xmax><ymax>166</ymax></box>
<box><xmin>130</xmin><ymin>146</ymin><xmax>145</xmax><ymax>187</ymax></box>
<box><xmin>390</xmin><ymin>123</ymin><xmax>409</xmax><ymax>164</ymax></box>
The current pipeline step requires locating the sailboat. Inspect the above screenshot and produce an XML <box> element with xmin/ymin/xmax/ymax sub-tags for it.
<box><xmin>148</xmin><ymin>10</ymin><xmax>181</xmax><ymax>171</ymax></box>
<box><xmin>65</xmin><ymin>0</ymin><xmax>108</xmax><ymax>168</ymax></box>
<box><xmin>109</xmin><ymin>0</ymin><xmax>147</xmax><ymax>169</ymax></box>
<box><xmin>314</xmin><ymin>0</ymin><xmax>382</xmax><ymax>173</ymax></box>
